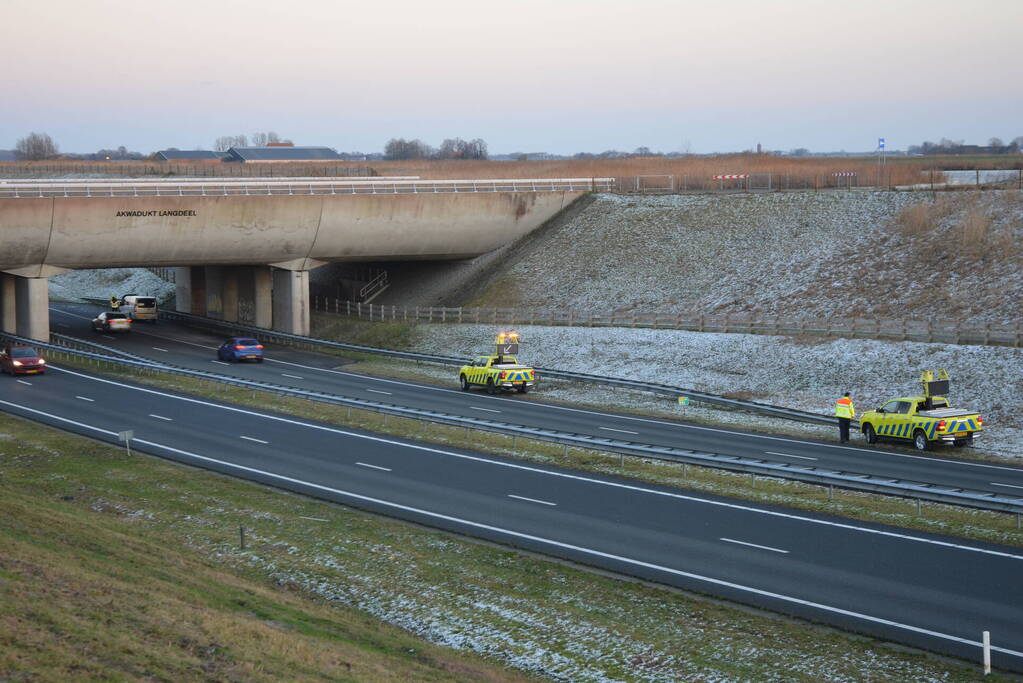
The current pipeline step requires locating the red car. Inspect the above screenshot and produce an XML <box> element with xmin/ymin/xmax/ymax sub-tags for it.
<box><xmin>0</xmin><ymin>345</ymin><xmax>47</xmax><ymax>375</ymax></box>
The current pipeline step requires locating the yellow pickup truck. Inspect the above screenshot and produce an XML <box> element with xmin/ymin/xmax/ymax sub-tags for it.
<box><xmin>459</xmin><ymin>331</ymin><xmax>535</xmax><ymax>394</ymax></box>
<box><xmin>459</xmin><ymin>354</ymin><xmax>536</xmax><ymax>394</ymax></box>
<box><xmin>859</xmin><ymin>371</ymin><xmax>982</xmax><ymax>450</ymax></box>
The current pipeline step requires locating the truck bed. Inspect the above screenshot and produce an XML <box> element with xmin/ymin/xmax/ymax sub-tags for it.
<box><xmin>917</xmin><ymin>407</ymin><xmax>977</xmax><ymax>419</ymax></box>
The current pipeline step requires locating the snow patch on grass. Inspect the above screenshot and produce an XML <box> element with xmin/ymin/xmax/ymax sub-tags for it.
<box><xmin>412</xmin><ymin>323</ymin><xmax>1023</xmax><ymax>460</ymax></box>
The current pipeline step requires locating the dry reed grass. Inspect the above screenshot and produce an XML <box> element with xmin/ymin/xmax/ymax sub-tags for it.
<box><xmin>0</xmin><ymin>154</ymin><xmax>944</xmax><ymax>186</ymax></box>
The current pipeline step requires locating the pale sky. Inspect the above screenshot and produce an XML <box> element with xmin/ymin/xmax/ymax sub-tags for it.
<box><xmin>2</xmin><ymin>0</ymin><xmax>1021</xmax><ymax>155</ymax></box>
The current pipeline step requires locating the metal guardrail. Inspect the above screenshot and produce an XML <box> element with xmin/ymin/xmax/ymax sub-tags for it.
<box><xmin>159</xmin><ymin>309</ymin><xmax>836</xmax><ymax>426</ymax></box>
<box><xmin>0</xmin><ymin>178</ymin><xmax>615</xmax><ymax>198</ymax></box>
<box><xmin>2</xmin><ymin>328</ymin><xmax>1021</xmax><ymax>516</ymax></box>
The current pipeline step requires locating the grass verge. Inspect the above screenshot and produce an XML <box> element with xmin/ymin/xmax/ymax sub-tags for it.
<box><xmin>0</xmin><ymin>398</ymin><xmax>1003</xmax><ymax>681</ymax></box>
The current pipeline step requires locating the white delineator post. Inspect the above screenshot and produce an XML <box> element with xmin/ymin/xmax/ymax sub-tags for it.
<box><xmin>983</xmin><ymin>631</ymin><xmax>991</xmax><ymax>675</ymax></box>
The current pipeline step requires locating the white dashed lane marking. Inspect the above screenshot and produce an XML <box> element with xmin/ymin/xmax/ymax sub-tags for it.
<box><xmin>766</xmin><ymin>451</ymin><xmax>818</xmax><ymax>461</ymax></box>
<box><xmin>991</xmin><ymin>482</ymin><xmax>1023</xmax><ymax>490</ymax></box>
<box><xmin>508</xmin><ymin>494</ymin><xmax>557</xmax><ymax>506</ymax></box>
<box><xmin>356</xmin><ymin>462</ymin><xmax>392</xmax><ymax>472</ymax></box>
<box><xmin>239</xmin><ymin>436</ymin><xmax>269</xmax><ymax>444</ymax></box>
<box><xmin>149</xmin><ymin>414</ymin><xmax>172</xmax><ymax>421</ymax></box>
<box><xmin>16</xmin><ymin>380</ymin><xmax>32</xmax><ymax>386</ymax></box>
<box><xmin>600</xmin><ymin>427</ymin><xmax>639</xmax><ymax>435</ymax></box>
<box><xmin>211</xmin><ymin>360</ymin><xmax>230</xmax><ymax>366</ymax></box>
<box><xmin>152</xmin><ymin>347</ymin><xmax>168</xmax><ymax>352</ymax></box>
<box><xmin>281</xmin><ymin>373</ymin><xmax>304</xmax><ymax>379</ymax></box>
<box><xmin>75</xmin><ymin>396</ymin><xmax>95</xmax><ymax>402</ymax></box>
<box><xmin>470</xmin><ymin>406</ymin><xmax>501</xmax><ymax>413</ymax></box>
<box><xmin>366</xmin><ymin>389</ymin><xmax>392</xmax><ymax>395</ymax></box>
<box><xmin>720</xmin><ymin>538</ymin><xmax>789</xmax><ymax>554</ymax></box>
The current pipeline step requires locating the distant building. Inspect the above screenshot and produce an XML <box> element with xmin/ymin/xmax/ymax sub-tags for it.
<box><xmin>223</xmin><ymin>146</ymin><xmax>341</xmax><ymax>163</ymax></box>
<box><xmin>0</xmin><ymin>149</ymin><xmax>16</xmax><ymax>161</ymax></box>
<box><xmin>155</xmin><ymin>150</ymin><xmax>221</xmax><ymax>161</ymax></box>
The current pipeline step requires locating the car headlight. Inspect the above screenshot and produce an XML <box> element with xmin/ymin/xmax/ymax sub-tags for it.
<box><xmin>12</xmin><ymin>360</ymin><xmax>22</xmax><ymax>366</ymax></box>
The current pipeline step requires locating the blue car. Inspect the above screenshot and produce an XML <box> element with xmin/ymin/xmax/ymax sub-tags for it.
<box><xmin>217</xmin><ymin>337</ymin><xmax>264</xmax><ymax>363</ymax></box>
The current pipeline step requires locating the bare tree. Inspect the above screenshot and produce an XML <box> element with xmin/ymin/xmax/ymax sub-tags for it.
<box><xmin>384</xmin><ymin>138</ymin><xmax>434</xmax><ymax>160</ymax></box>
<box><xmin>989</xmin><ymin>137</ymin><xmax>1004</xmax><ymax>148</ymax></box>
<box><xmin>214</xmin><ymin>134</ymin><xmax>249</xmax><ymax>152</ymax></box>
<box><xmin>15</xmin><ymin>132</ymin><xmax>59</xmax><ymax>160</ymax></box>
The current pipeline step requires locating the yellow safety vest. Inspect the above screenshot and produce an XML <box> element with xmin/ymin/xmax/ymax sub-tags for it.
<box><xmin>835</xmin><ymin>397</ymin><xmax>855</xmax><ymax>419</ymax></box>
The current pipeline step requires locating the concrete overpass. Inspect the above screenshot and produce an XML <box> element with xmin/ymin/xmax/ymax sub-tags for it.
<box><xmin>0</xmin><ymin>178</ymin><xmax>610</xmax><ymax>339</ymax></box>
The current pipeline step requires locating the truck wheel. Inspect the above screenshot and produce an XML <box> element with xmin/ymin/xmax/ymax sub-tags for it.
<box><xmin>864</xmin><ymin>424</ymin><xmax>877</xmax><ymax>444</ymax></box>
<box><xmin>516</xmin><ymin>385</ymin><xmax>529</xmax><ymax>394</ymax></box>
<box><xmin>486</xmin><ymin>378</ymin><xmax>496</xmax><ymax>395</ymax></box>
<box><xmin>913</xmin><ymin>429</ymin><xmax>930</xmax><ymax>451</ymax></box>
<box><xmin>460</xmin><ymin>375</ymin><xmax>470</xmax><ymax>392</ymax></box>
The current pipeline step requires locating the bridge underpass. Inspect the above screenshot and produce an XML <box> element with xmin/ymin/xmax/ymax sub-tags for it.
<box><xmin>0</xmin><ymin>177</ymin><xmax>610</xmax><ymax>339</ymax></box>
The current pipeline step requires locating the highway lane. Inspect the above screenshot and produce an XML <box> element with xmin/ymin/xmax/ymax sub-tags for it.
<box><xmin>48</xmin><ymin>303</ymin><xmax>1023</xmax><ymax>499</ymax></box>
<box><xmin>2</xmin><ymin>362</ymin><xmax>1023</xmax><ymax>670</ymax></box>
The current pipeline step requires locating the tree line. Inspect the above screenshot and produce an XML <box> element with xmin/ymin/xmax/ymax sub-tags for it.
<box><xmin>384</xmin><ymin>137</ymin><xmax>488</xmax><ymax>160</ymax></box>
<box><xmin>908</xmin><ymin>136</ymin><xmax>1023</xmax><ymax>156</ymax></box>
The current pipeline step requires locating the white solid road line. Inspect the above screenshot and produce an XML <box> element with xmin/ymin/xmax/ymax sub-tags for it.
<box><xmin>508</xmin><ymin>494</ymin><xmax>557</xmax><ymax>506</ymax></box>
<box><xmin>765</xmin><ymin>451</ymin><xmax>818</xmax><ymax>461</ymax></box>
<box><xmin>75</xmin><ymin>396</ymin><xmax>95</xmax><ymax>402</ymax></box>
<box><xmin>3</xmin><ymin>394</ymin><xmax>1023</xmax><ymax>661</ymax></box>
<box><xmin>211</xmin><ymin>360</ymin><xmax>230</xmax><ymax>366</ymax></box>
<box><xmin>281</xmin><ymin>373</ymin><xmax>304</xmax><ymax>379</ymax></box>
<box><xmin>356</xmin><ymin>462</ymin><xmax>392</xmax><ymax>472</ymax></box>
<box><xmin>46</xmin><ymin>366</ymin><xmax>1023</xmax><ymax>562</ymax></box>
<box><xmin>152</xmin><ymin>347</ymin><xmax>169</xmax><ymax>352</ymax></box>
<box><xmin>720</xmin><ymin>537</ymin><xmax>790</xmax><ymax>554</ymax></box>
<box><xmin>366</xmin><ymin>389</ymin><xmax>392</xmax><ymax>395</ymax></box>
<box><xmin>16</xmin><ymin>380</ymin><xmax>32</xmax><ymax>386</ymax></box>
<box><xmin>239</xmin><ymin>435</ymin><xmax>269</xmax><ymax>444</ymax></box>
<box><xmin>149</xmin><ymin>414</ymin><xmax>173</xmax><ymax>421</ymax></box>
<box><xmin>600</xmin><ymin>426</ymin><xmax>639</xmax><ymax>435</ymax></box>
<box><xmin>991</xmin><ymin>482</ymin><xmax>1023</xmax><ymax>490</ymax></box>
<box><xmin>470</xmin><ymin>406</ymin><xmax>501</xmax><ymax>413</ymax></box>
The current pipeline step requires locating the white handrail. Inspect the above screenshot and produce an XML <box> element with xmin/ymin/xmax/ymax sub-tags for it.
<box><xmin>0</xmin><ymin>178</ymin><xmax>615</xmax><ymax>198</ymax></box>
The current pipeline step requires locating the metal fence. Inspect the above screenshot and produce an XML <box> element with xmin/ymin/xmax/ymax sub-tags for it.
<box><xmin>612</xmin><ymin>169</ymin><xmax>1023</xmax><ymax>194</ymax></box>
<box><xmin>5</xmin><ymin>326</ymin><xmax>1020</xmax><ymax>518</ymax></box>
<box><xmin>315</xmin><ymin>299</ymin><xmax>1023</xmax><ymax>348</ymax></box>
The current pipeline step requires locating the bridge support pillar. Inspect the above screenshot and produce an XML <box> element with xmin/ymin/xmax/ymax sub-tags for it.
<box><xmin>253</xmin><ymin>267</ymin><xmax>273</xmax><ymax>329</ymax></box>
<box><xmin>222</xmin><ymin>267</ymin><xmax>240</xmax><ymax>323</ymax></box>
<box><xmin>0</xmin><ymin>273</ymin><xmax>16</xmax><ymax>334</ymax></box>
<box><xmin>14</xmin><ymin>276</ymin><xmax>49</xmax><ymax>342</ymax></box>
<box><xmin>272</xmin><ymin>269</ymin><xmax>310</xmax><ymax>336</ymax></box>
<box><xmin>174</xmin><ymin>266</ymin><xmax>207</xmax><ymax>315</ymax></box>
<box><xmin>204</xmin><ymin>266</ymin><xmax>225</xmax><ymax>319</ymax></box>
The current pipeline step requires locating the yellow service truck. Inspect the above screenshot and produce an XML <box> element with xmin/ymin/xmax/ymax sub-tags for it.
<box><xmin>458</xmin><ymin>331</ymin><xmax>536</xmax><ymax>394</ymax></box>
<box><xmin>859</xmin><ymin>370</ymin><xmax>983</xmax><ymax>450</ymax></box>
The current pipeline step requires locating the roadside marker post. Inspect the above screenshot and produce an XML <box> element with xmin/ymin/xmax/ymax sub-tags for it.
<box><xmin>983</xmin><ymin>631</ymin><xmax>991</xmax><ymax>675</ymax></box>
<box><xmin>677</xmin><ymin>396</ymin><xmax>689</xmax><ymax>416</ymax></box>
<box><xmin>118</xmin><ymin>429</ymin><xmax>134</xmax><ymax>456</ymax></box>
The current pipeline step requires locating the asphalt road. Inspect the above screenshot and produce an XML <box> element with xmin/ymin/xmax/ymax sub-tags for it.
<box><xmin>2</xmin><ymin>356</ymin><xmax>1022</xmax><ymax>670</ymax></box>
<box><xmin>47</xmin><ymin>303</ymin><xmax>1023</xmax><ymax>500</ymax></box>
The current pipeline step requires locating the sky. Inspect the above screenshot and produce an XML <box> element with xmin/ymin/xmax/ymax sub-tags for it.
<box><xmin>2</xmin><ymin>0</ymin><xmax>1021</xmax><ymax>155</ymax></box>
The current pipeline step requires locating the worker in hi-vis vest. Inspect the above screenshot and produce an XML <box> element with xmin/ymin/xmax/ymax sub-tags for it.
<box><xmin>110</xmin><ymin>296</ymin><xmax>121</xmax><ymax>311</ymax></box>
<box><xmin>835</xmin><ymin>392</ymin><xmax>855</xmax><ymax>443</ymax></box>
